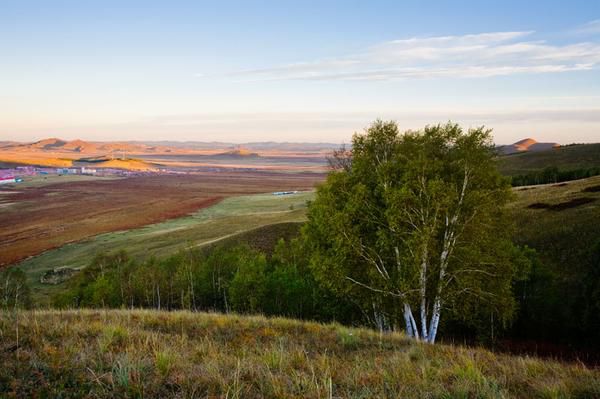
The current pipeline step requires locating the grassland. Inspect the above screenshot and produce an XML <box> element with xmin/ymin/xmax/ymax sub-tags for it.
<box><xmin>0</xmin><ymin>172</ymin><xmax>321</xmax><ymax>267</ymax></box>
<box><xmin>16</xmin><ymin>192</ymin><xmax>314</xmax><ymax>303</ymax></box>
<box><xmin>510</xmin><ymin>175</ymin><xmax>600</xmax><ymax>264</ymax></box>
<box><xmin>1</xmin><ymin>309</ymin><xmax>597</xmax><ymax>398</ymax></box>
<box><xmin>497</xmin><ymin>143</ymin><xmax>600</xmax><ymax>175</ymax></box>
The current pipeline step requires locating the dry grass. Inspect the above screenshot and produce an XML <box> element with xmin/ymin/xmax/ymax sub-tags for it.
<box><xmin>0</xmin><ymin>172</ymin><xmax>323</xmax><ymax>267</ymax></box>
<box><xmin>1</xmin><ymin>309</ymin><xmax>598</xmax><ymax>398</ymax></box>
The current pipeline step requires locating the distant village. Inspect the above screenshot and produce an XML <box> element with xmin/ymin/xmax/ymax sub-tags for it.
<box><xmin>0</xmin><ymin>165</ymin><xmax>154</xmax><ymax>185</ymax></box>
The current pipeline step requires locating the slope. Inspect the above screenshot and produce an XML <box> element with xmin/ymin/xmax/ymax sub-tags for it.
<box><xmin>1</xmin><ymin>309</ymin><xmax>597</xmax><ymax>398</ymax></box>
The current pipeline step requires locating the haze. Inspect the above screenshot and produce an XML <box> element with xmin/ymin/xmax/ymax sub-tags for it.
<box><xmin>1</xmin><ymin>0</ymin><xmax>600</xmax><ymax>144</ymax></box>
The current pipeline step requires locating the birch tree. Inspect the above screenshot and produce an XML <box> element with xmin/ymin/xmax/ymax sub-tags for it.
<box><xmin>304</xmin><ymin>121</ymin><xmax>519</xmax><ymax>343</ymax></box>
<box><xmin>0</xmin><ymin>268</ymin><xmax>31</xmax><ymax>310</ymax></box>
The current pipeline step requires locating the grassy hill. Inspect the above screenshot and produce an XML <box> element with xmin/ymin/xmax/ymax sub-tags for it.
<box><xmin>511</xmin><ymin>175</ymin><xmax>600</xmax><ymax>252</ymax></box>
<box><xmin>508</xmin><ymin>175</ymin><xmax>600</xmax><ymax>347</ymax></box>
<box><xmin>497</xmin><ymin>143</ymin><xmax>600</xmax><ymax>176</ymax></box>
<box><xmin>73</xmin><ymin>156</ymin><xmax>161</xmax><ymax>171</ymax></box>
<box><xmin>1</xmin><ymin>309</ymin><xmax>598</xmax><ymax>398</ymax></box>
<box><xmin>510</xmin><ymin>175</ymin><xmax>600</xmax><ymax>285</ymax></box>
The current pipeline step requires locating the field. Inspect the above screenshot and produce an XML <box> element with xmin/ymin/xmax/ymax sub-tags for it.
<box><xmin>1</xmin><ymin>309</ymin><xmax>598</xmax><ymax>398</ymax></box>
<box><xmin>510</xmin><ymin>175</ymin><xmax>600</xmax><ymax>264</ymax></box>
<box><xmin>0</xmin><ymin>172</ymin><xmax>323</xmax><ymax>267</ymax></box>
<box><xmin>16</xmin><ymin>192</ymin><xmax>315</xmax><ymax>303</ymax></box>
<box><xmin>497</xmin><ymin>143</ymin><xmax>600</xmax><ymax>175</ymax></box>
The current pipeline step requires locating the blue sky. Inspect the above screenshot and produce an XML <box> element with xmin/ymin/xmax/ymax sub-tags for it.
<box><xmin>1</xmin><ymin>0</ymin><xmax>599</xmax><ymax>143</ymax></box>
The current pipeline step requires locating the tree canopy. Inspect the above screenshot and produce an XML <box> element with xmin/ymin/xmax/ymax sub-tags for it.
<box><xmin>304</xmin><ymin>120</ymin><xmax>526</xmax><ymax>343</ymax></box>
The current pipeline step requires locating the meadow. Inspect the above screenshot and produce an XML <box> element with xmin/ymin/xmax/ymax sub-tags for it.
<box><xmin>0</xmin><ymin>172</ymin><xmax>321</xmax><ymax>266</ymax></box>
<box><xmin>15</xmin><ymin>191</ymin><xmax>314</xmax><ymax>304</ymax></box>
<box><xmin>1</xmin><ymin>309</ymin><xmax>598</xmax><ymax>398</ymax></box>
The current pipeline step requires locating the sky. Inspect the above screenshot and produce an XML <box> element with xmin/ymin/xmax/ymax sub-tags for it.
<box><xmin>1</xmin><ymin>0</ymin><xmax>600</xmax><ymax>144</ymax></box>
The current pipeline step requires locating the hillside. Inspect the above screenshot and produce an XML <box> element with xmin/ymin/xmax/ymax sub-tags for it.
<box><xmin>77</xmin><ymin>158</ymin><xmax>159</xmax><ymax>171</ymax></box>
<box><xmin>508</xmin><ymin>175</ymin><xmax>600</xmax><ymax>347</ymax></box>
<box><xmin>14</xmin><ymin>191</ymin><xmax>313</xmax><ymax>303</ymax></box>
<box><xmin>1</xmin><ymin>309</ymin><xmax>597</xmax><ymax>398</ymax></box>
<box><xmin>497</xmin><ymin>143</ymin><xmax>600</xmax><ymax>175</ymax></box>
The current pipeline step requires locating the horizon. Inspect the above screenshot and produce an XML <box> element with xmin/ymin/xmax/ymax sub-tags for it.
<box><xmin>2</xmin><ymin>1</ymin><xmax>600</xmax><ymax>143</ymax></box>
<box><xmin>2</xmin><ymin>134</ymin><xmax>579</xmax><ymax>147</ymax></box>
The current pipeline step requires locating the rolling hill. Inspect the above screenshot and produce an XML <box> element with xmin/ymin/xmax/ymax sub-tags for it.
<box><xmin>213</xmin><ymin>148</ymin><xmax>261</xmax><ymax>159</ymax></box>
<box><xmin>496</xmin><ymin>138</ymin><xmax>560</xmax><ymax>155</ymax></box>
<box><xmin>2</xmin><ymin>138</ymin><xmax>171</xmax><ymax>154</ymax></box>
<box><xmin>1</xmin><ymin>309</ymin><xmax>598</xmax><ymax>398</ymax></box>
<box><xmin>75</xmin><ymin>157</ymin><xmax>159</xmax><ymax>171</ymax></box>
<box><xmin>497</xmin><ymin>142</ymin><xmax>600</xmax><ymax>175</ymax></box>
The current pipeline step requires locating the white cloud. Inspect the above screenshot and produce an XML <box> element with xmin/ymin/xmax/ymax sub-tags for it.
<box><xmin>222</xmin><ymin>30</ymin><xmax>600</xmax><ymax>81</ymax></box>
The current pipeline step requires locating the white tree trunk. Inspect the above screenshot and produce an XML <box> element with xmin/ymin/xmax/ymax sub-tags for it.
<box><xmin>427</xmin><ymin>297</ymin><xmax>442</xmax><ymax>343</ymax></box>
<box><xmin>403</xmin><ymin>303</ymin><xmax>420</xmax><ymax>340</ymax></box>
<box><xmin>403</xmin><ymin>303</ymin><xmax>414</xmax><ymax>338</ymax></box>
<box><xmin>419</xmin><ymin>246</ymin><xmax>429</xmax><ymax>339</ymax></box>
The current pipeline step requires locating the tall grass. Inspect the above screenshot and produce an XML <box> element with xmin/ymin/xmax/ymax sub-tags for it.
<box><xmin>1</xmin><ymin>309</ymin><xmax>598</xmax><ymax>398</ymax></box>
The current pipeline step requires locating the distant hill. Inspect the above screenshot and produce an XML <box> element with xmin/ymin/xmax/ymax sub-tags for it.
<box><xmin>140</xmin><ymin>140</ymin><xmax>341</xmax><ymax>152</ymax></box>
<box><xmin>213</xmin><ymin>148</ymin><xmax>261</xmax><ymax>159</ymax></box>
<box><xmin>2</xmin><ymin>138</ymin><xmax>172</xmax><ymax>155</ymax></box>
<box><xmin>497</xmin><ymin>138</ymin><xmax>560</xmax><ymax>155</ymax></box>
<box><xmin>75</xmin><ymin>158</ymin><xmax>159</xmax><ymax>171</ymax></box>
<box><xmin>0</xmin><ymin>138</ymin><xmax>341</xmax><ymax>155</ymax></box>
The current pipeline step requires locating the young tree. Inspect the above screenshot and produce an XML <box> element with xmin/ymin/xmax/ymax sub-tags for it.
<box><xmin>0</xmin><ymin>268</ymin><xmax>31</xmax><ymax>310</ymax></box>
<box><xmin>304</xmin><ymin>120</ymin><xmax>521</xmax><ymax>343</ymax></box>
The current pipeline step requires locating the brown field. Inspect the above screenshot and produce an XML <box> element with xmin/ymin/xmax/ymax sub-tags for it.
<box><xmin>0</xmin><ymin>172</ymin><xmax>323</xmax><ymax>267</ymax></box>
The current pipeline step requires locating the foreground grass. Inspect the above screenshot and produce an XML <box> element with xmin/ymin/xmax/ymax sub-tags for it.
<box><xmin>1</xmin><ymin>309</ymin><xmax>598</xmax><ymax>398</ymax></box>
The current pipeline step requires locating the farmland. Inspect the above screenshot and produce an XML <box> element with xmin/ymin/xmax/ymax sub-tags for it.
<box><xmin>0</xmin><ymin>172</ymin><xmax>323</xmax><ymax>267</ymax></box>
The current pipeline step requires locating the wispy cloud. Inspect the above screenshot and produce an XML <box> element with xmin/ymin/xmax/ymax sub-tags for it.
<box><xmin>571</xmin><ymin>19</ymin><xmax>600</xmax><ymax>36</ymax></box>
<box><xmin>222</xmin><ymin>30</ymin><xmax>600</xmax><ymax>81</ymax></box>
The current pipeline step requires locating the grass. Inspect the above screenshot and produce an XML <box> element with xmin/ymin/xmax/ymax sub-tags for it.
<box><xmin>510</xmin><ymin>175</ymin><xmax>600</xmax><ymax>264</ymax></box>
<box><xmin>497</xmin><ymin>143</ymin><xmax>600</xmax><ymax>175</ymax></box>
<box><xmin>16</xmin><ymin>192</ymin><xmax>314</xmax><ymax>303</ymax></box>
<box><xmin>0</xmin><ymin>172</ymin><xmax>321</xmax><ymax>266</ymax></box>
<box><xmin>1</xmin><ymin>308</ymin><xmax>598</xmax><ymax>398</ymax></box>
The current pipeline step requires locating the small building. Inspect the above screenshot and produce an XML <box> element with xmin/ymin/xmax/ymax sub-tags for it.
<box><xmin>56</xmin><ymin>168</ymin><xmax>79</xmax><ymax>175</ymax></box>
<box><xmin>272</xmin><ymin>191</ymin><xmax>299</xmax><ymax>196</ymax></box>
<box><xmin>81</xmin><ymin>166</ymin><xmax>97</xmax><ymax>175</ymax></box>
<box><xmin>0</xmin><ymin>177</ymin><xmax>16</xmax><ymax>185</ymax></box>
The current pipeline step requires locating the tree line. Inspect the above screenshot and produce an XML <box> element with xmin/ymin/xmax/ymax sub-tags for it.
<box><xmin>53</xmin><ymin>243</ymin><xmax>360</xmax><ymax>325</ymax></box>
<box><xmin>509</xmin><ymin>166</ymin><xmax>600</xmax><ymax>186</ymax></box>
